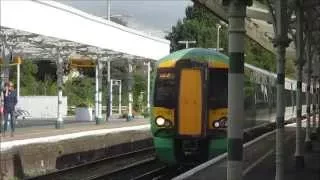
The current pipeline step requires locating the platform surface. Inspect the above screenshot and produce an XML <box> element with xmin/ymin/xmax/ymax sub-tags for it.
<box><xmin>0</xmin><ymin>118</ymin><xmax>149</xmax><ymax>145</ymax></box>
<box><xmin>174</xmin><ymin>119</ymin><xmax>320</xmax><ymax>180</ymax></box>
<box><xmin>244</xmin><ymin>130</ymin><xmax>320</xmax><ymax>180</ymax></box>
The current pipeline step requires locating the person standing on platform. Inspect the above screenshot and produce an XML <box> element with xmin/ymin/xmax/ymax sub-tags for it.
<box><xmin>3</xmin><ymin>81</ymin><xmax>17</xmax><ymax>137</ymax></box>
<box><xmin>0</xmin><ymin>101</ymin><xmax>3</xmax><ymax>135</ymax></box>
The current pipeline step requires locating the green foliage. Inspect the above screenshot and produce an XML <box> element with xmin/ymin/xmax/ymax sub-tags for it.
<box><xmin>10</xmin><ymin>60</ymin><xmax>37</xmax><ymax>95</ymax></box>
<box><xmin>8</xmin><ymin>59</ymin><xmax>151</xmax><ymax>116</ymax></box>
<box><xmin>64</xmin><ymin>77</ymin><xmax>95</xmax><ymax>107</ymax></box>
<box><xmin>166</xmin><ymin>3</ymin><xmax>227</xmax><ymax>52</ymax></box>
<box><xmin>13</xmin><ymin>60</ymin><xmax>95</xmax><ymax>107</ymax></box>
<box><xmin>20</xmin><ymin>60</ymin><xmax>38</xmax><ymax>95</ymax></box>
<box><xmin>9</xmin><ymin>60</ymin><xmax>58</xmax><ymax>96</ymax></box>
<box><xmin>285</xmin><ymin>58</ymin><xmax>296</xmax><ymax>78</ymax></box>
<box><xmin>133</xmin><ymin>73</ymin><xmax>147</xmax><ymax>112</ymax></box>
<box><xmin>36</xmin><ymin>75</ymin><xmax>57</xmax><ymax>95</ymax></box>
<box><xmin>245</xmin><ymin>39</ymin><xmax>276</xmax><ymax>72</ymax></box>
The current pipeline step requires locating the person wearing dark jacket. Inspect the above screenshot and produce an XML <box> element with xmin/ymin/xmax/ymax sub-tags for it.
<box><xmin>3</xmin><ymin>81</ymin><xmax>17</xmax><ymax>137</ymax></box>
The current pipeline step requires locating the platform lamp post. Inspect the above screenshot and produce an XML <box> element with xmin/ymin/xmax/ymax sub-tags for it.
<box><xmin>105</xmin><ymin>56</ymin><xmax>123</xmax><ymax>121</ymax></box>
<box><xmin>106</xmin><ymin>59</ymin><xmax>111</xmax><ymax>121</ymax></box>
<box><xmin>269</xmin><ymin>0</ymin><xmax>291</xmax><ymax>179</ymax></box>
<box><xmin>178</xmin><ymin>40</ymin><xmax>196</xmax><ymax>49</ymax></box>
<box><xmin>95</xmin><ymin>59</ymin><xmax>99</xmax><ymax>123</ymax></box>
<box><xmin>55</xmin><ymin>47</ymin><xmax>64</xmax><ymax>129</ymax></box>
<box><xmin>111</xmin><ymin>79</ymin><xmax>122</xmax><ymax>115</ymax></box>
<box><xmin>144</xmin><ymin>60</ymin><xmax>151</xmax><ymax>114</ymax></box>
<box><xmin>216</xmin><ymin>24</ymin><xmax>221</xmax><ymax>52</ymax></box>
<box><xmin>106</xmin><ymin>58</ymin><xmax>116</xmax><ymax>121</ymax></box>
<box><xmin>110</xmin><ymin>79</ymin><xmax>122</xmax><ymax>114</ymax></box>
<box><xmin>222</xmin><ymin>1</ymin><xmax>249</xmax><ymax>180</ymax></box>
<box><xmin>95</xmin><ymin>58</ymin><xmax>104</xmax><ymax>125</ymax></box>
<box><xmin>6</xmin><ymin>48</ymin><xmax>21</xmax><ymax>100</ymax></box>
<box><xmin>16</xmin><ymin>56</ymin><xmax>21</xmax><ymax>100</ymax></box>
<box><xmin>127</xmin><ymin>59</ymin><xmax>134</xmax><ymax>121</ymax></box>
<box><xmin>98</xmin><ymin>60</ymin><xmax>104</xmax><ymax>124</ymax></box>
<box><xmin>294</xmin><ymin>0</ymin><xmax>306</xmax><ymax>169</ymax></box>
<box><xmin>4</xmin><ymin>50</ymin><xmax>21</xmax><ymax>100</ymax></box>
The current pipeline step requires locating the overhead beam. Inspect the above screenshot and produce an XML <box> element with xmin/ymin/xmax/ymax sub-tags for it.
<box><xmin>193</xmin><ymin>0</ymin><xmax>296</xmax><ymax>58</ymax></box>
<box><xmin>1</xmin><ymin>0</ymin><xmax>170</xmax><ymax>60</ymax></box>
<box><xmin>196</xmin><ymin>0</ymin><xmax>272</xmax><ymax>22</ymax></box>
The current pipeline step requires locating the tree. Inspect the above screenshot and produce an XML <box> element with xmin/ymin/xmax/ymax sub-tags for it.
<box><xmin>165</xmin><ymin>2</ymin><xmax>296</xmax><ymax>76</ymax></box>
<box><xmin>64</xmin><ymin>76</ymin><xmax>95</xmax><ymax>107</ymax></box>
<box><xmin>245</xmin><ymin>38</ymin><xmax>276</xmax><ymax>72</ymax></box>
<box><xmin>11</xmin><ymin>60</ymin><xmax>39</xmax><ymax>95</ymax></box>
<box><xmin>9</xmin><ymin>60</ymin><xmax>59</xmax><ymax>96</ymax></box>
<box><xmin>166</xmin><ymin>3</ymin><xmax>227</xmax><ymax>52</ymax></box>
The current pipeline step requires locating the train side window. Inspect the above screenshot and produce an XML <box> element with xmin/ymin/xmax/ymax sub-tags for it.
<box><xmin>154</xmin><ymin>69</ymin><xmax>176</xmax><ymax>108</ymax></box>
<box><xmin>208</xmin><ymin>68</ymin><xmax>228</xmax><ymax>108</ymax></box>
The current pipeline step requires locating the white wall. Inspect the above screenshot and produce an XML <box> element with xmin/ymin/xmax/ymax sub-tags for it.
<box><xmin>1</xmin><ymin>0</ymin><xmax>170</xmax><ymax>60</ymax></box>
<box><xmin>17</xmin><ymin>96</ymin><xmax>67</xmax><ymax>119</ymax></box>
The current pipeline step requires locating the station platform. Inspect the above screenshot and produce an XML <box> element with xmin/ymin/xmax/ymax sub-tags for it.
<box><xmin>174</xmin><ymin>119</ymin><xmax>320</xmax><ymax>180</ymax></box>
<box><xmin>0</xmin><ymin>118</ymin><xmax>151</xmax><ymax>180</ymax></box>
<box><xmin>244</xmin><ymin>127</ymin><xmax>320</xmax><ymax>180</ymax></box>
<box><xmin>0</xmin><ymin>117</ymin><xmax>149</xmax><ymax>143</ymax></box>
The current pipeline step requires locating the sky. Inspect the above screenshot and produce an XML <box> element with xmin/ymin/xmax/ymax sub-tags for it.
<box><xmin>57</xmin><ymin>0</ymin><xmax>193</xmax><ymax>38</ymax></box>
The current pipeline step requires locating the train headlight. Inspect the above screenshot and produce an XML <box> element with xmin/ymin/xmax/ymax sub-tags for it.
<box><xmin>213</xmin><ymin>118</ymin><xmax>228</xmax><ymax>128</ymax></box>
<box><xmin>156</xmin><ymin>117</ymin><xmax>166</xmax><ymax>126</ymax></box>
<box><xmin>214</xmin><ymin>122</ymin><xmax>220</xmax><ymax>128</ymax></box>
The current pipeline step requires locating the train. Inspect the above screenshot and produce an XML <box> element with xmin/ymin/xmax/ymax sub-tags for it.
<box><xmin>150</xmin><ymin>48</ymin><xmax>307</xmax><ymax>165</ymax></box>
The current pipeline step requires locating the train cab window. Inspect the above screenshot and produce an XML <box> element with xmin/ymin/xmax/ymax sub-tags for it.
<box><xmin>154</xmin><ymin>69</ymin><xmax>176</xmax><ymax>108</ymax></box>
<box><xmin>208</xmin><ymin>68</ymin><xmax>228</xmax><ymax>108</ymax></box>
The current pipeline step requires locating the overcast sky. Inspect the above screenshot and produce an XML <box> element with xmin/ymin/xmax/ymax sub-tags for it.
<box><xmin>57</xmin><ymin>0</ymin><xmax>193</xmax><ymax>38</ymax></box>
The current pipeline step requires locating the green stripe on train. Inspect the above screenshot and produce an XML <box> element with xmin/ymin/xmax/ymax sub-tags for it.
<box><xmin>153</xmin><ymin>137</ymin><xmax>176</xmax><ymax>165</ymax></box>
<box><xmin>158</xmin><ymin>48</ymin><xmax>229</xmax><ymax>65</ymax></box>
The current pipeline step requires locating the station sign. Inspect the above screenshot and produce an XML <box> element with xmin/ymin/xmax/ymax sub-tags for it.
<box><xmin>69</xmin><ymin>56</ymin><xmax>96</xmax><ymax>68</ymax></box>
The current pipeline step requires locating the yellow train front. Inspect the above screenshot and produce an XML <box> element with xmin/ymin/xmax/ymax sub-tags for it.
<box><xmin>151</xmin><ymin>48</ymin><xmax>228</xmax><ymax>165</ymax></box>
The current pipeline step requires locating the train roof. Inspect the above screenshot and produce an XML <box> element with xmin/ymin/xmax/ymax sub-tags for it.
<box><xmin>157</xmin><ymin>48</ymin><xmax>229</xmax><ymax>68</ymax></box>
<box><xmin>156</xmin><ymin>48</ymin><xmax>309</xmax><ymax>91</ymax></box>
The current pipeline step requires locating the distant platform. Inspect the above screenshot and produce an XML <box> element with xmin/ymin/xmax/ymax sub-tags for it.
<box><xmin>1</xmin><ymin>118</ymin><xmax>150</xmax><ymax>149</ymax></box>
<box><xmin>0</xmin><ymin>118</ymin><xmax>151</xmax><ymax>179</ymax></box>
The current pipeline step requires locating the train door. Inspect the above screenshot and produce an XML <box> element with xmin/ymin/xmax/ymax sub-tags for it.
<box><xmin>178</xmin><ymin>68</ymin><xmax>203</xmax><ymax>136</ymax></box>
<box><xmin>174</xmin><ymin>60</ymin><xmax>209</xmax><ymax>163</ymax></box>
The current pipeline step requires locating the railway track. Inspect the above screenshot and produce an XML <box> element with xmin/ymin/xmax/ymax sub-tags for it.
<box><xmin>27</xmin><ymin>147</ymin><xmax>156</xmax><ymax>180</ymax></box>
<box><xmin>86</xmin><ymin>157</ymin><xmax>166</xmax><ymax>180</ymax></box>
<box><xmin>26</xmin><ymin>117</ymin><xmax>304</xmax><ymax>180</ymax></box>
<box><xmin>86</xmin><ymin>158</ymin><xmax>193</xmax><ymax>180</ymax></box>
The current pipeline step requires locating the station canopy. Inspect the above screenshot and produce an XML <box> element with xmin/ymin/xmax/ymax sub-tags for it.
<box><xmin>0</xmin><ymin>26</ymin><xmax>143</xmax><ymax>64</ymax></box>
